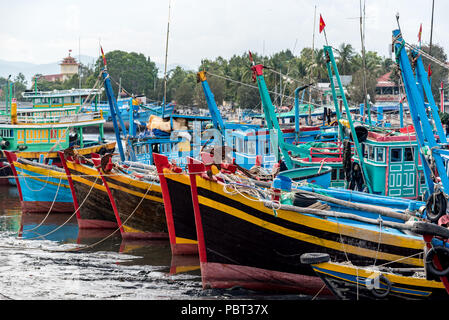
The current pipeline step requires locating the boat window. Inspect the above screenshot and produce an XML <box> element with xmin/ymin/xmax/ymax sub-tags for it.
<box><xmin>391</xmin><ymin>148</ymin><xmax>402</xmax><ymax>162</ymax></box>
<box><xmin>331</xmin><ymin>169</ymin><xmax>337</xmax><ymax>180</ymax></box>
<box><xmin>236</xmin><ymin>138</ymin><xmax>243</xmax><ymax>153</ymax></box>
<box><xmin>339</xmin><ymin>168</ymin><xmax>345</xmax><ymax>180</ymax></box>
<box><xmin>363</xmin><ymin>143</ymin><xmax>367</xmax><ymax>158</ymax></box>
<box><xmin>420</xmin><ymin>173</ymin><xmax>426</xmax><ymax>184</ymax></box>
<box><xmin>247</xmin><ymin>140</ymin><xmax>256</xmax><ymax>155</ymax></box>
<box><xmin>265</xmin><ymin>141</ymin><xmax>270</xmax><ymax>154</ymax></box>
<box><xmin>404</xmin><ymin>147</ymin><xmax>414</xmax><ymax>162</ymax></box>
<box><xmin>368</xmin><ymin>145</ymin><xmax>375</xmax><ymax>160</ymax></box>
<box><xmin>376</xmin><ymin>147</ymin><xmax>385</xmax><ymax>162</ymax></box>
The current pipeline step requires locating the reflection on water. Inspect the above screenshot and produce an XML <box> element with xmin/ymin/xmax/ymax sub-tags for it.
<box><xmin>0</xmin><ymin>184</ymin><xmax>307</xmax><ymax>300</ymax></box>
<box><xmin>0</xmin><ymin>184</ymin><xmax>204</xmax><ymax>300</ymax></box>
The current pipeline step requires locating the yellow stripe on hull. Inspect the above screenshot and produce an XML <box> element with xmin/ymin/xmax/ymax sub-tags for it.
<box><xmin>17</xmin><ymin>142</ymin><xmax>116</xmax><ymax>159</ymax></box>
<box><xmin>313</xmin><ymin>261</ymin><xmax>444</xmax><ymax>298</ymax></box>
<box><xmin>194</xmin><ymin>175</ymin><xmax>424</xmax><ymax>266</ymax></box>
<box><xmin>175</xmin><ymin>237</ymin><xmax>198</xmax><ymax>245</ymax></box>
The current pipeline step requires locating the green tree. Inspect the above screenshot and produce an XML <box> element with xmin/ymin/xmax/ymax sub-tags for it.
<box><xmin>419</xmin><ymin>44</ymin><xmax>448</xmax><ymax>99</ymax></box>
<box><xmin>91</xmin><ymin>50</ymin><xmax>159</xmax><ymax>100</ymax></box>
<box><xmin>336</xmin><ymin>43</ymin><xmax>355</xmax><ymax>75</ymax></box>
<box><xmin>174</xmin><ymin>73</ymin><xmax>196</xmax><ymax>106</ymax></box>
<box><xmin>348</xmin><ymin>69</ymin><xmax>378</xmax><ymax>104</ymax></box>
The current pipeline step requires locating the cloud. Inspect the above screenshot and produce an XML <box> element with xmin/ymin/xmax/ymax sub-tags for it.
<box><xmin>0</xmin><ymin>0</ymin><xmax>448</xmax><ymax>69</ymax></box>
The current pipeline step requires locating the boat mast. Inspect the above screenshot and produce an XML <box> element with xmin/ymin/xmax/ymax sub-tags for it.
<box><xmin>308</xmin><ymin>5</ymin><xmax>317</xmax><ymax>126</ymax></box>
<box><xmin>429</xmin><ymin>0</ymin><xmax>435</xmax><ymax>55</ymax></box>
<box><xmin>163</xmin><ymin>0</ymin><xmax>171</xmax><ymax>114</ymax></box>
<box><xmin>359</xmin><ymin>0</ymin><xmax>371</xmax><ymax>127</ymax></box>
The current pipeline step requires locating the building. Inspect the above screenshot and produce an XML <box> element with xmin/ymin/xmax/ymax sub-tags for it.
<box><xmin>32</xmin><ymin>50</ymin><xmax>79</xmax><ymax>85</ymax></box>
<box><xmin>375</xmin><ymin>71</ymin><xmax>400</xmax><ymax>103</ymax></box>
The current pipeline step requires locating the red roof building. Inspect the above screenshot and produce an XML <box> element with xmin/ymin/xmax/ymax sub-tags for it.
<box><xmin>375</xmin><ymin>71</ymin><xmax>400</xmax><ymax>103</ymax></box>
<box><xmin>32</xmin><ymin>50</ymin><xmax>79</xmax><ymax>86</ymax></box>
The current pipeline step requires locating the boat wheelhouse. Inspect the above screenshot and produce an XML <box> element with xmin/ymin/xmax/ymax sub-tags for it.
<box><xmin>0</xmin><ymin>101</ymin><xmax>105</xmax><ymax>156</ymax></box>
<box><xmin>231</xmin><ymin>127</ymin><xmax>295</xmax><ymax>170</ymax></box>
<box><xmin>21</xmin><ymin>88</ymin><xmax>101</xmax><ymax>109</ymax></box>
<box><xmin>354</xmin><ymin>129</ymin><xmax>425</xmax><ymax>199</ymax></box>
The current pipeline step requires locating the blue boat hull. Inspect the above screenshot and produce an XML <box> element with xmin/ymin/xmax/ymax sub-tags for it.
<box><xmin>14</xmin><ymin>163</ymin><xmax>74</xmax><ymax>213</ymax></box>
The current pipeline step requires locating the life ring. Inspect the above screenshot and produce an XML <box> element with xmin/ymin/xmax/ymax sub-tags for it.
<box><xmin>425</xmin><ymin>191</ymin><xmax>447</xmax><ymax>223</ymax></box>
<box><xmin>366</xmin><ymin>274</ymin><xmax>391</xmax><ymax>299</ymax></box>
<box><xmin>425</xmin><ymin>246</ymin><xmax>449</xmax><ymax>277</ymax></box>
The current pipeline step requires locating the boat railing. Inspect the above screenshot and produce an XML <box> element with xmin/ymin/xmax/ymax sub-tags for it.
<box><xmin>15</xmin><ymin>111</ymin><xmax>103</xmax><ymax>124</ymax></box>
<box><xmin>0</xmin><ymin>114</ymin><xmax>10</xmax><ymax>123</ymax></box>
<box><xmin>22</xmin><ymin>89</ymin><xmax>102</xmax><ymax>99</ymax></box>
<box><xmin>309</xmin><ymin>143</ymin><xmax>354</xmax><ymax>160</ymax></box>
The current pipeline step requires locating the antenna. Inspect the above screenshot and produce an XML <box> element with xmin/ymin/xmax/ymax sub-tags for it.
<box><xmin>359</xmin><ymin>0</ymin><xmax>369</xmax><ymax>126</ymax></box>
<box><xmin>163</xmin><ymin>0</ymin><xmax>171</xmax><ymax>112</ymax></box>
<box><xmin>430</xmin><ymin>0</ymin><xmax>435</xmax><ymax>55</ymax></box>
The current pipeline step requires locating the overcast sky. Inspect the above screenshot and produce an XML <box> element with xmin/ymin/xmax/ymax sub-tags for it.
<box><xmin>0</xmin><ymin>0</ymin><xmax>445</xmax><ymax>69</ymax></box>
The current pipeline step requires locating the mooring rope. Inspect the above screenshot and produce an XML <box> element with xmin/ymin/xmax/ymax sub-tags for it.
<box><xmin>21</xmin><ymin>175</ymin><xmax>63</xmax><ymax>232</ymax></box>
<box><xmin>17</xmin><ymin>174</ymin><xmax>100</xmax><ymax>242</ymax></box>
<box><xmin>56</xmin><ymin>174</ymin><xmax>156</xmax><ymax>253</ymax></box>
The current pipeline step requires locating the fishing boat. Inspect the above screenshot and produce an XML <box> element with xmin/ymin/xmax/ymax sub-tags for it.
<box><xmin>151</xmin><ymin>72</ymin><xmax>362</xmax><ymax>259</ymax></box>
<box><xmin>303</xmin><ymin>221</ymin><xmax>449</xmax><ymax>300</ymax></box>
<box><xmin>5</xmin><ymin>151</ymin><xmax>74</xmax><ymax>213</ymax></box>
<box><xmin>303</xmin><ymin>252</ymin><xmax>447</xmax><ymax>300</ymax></box>
<box><xmin>2</xmin><ymin>88</ymin><xmax>115</xmax><ymax>213</ymax></box>
<box><xmin>81</xmin><ymin>95</ymin><xmax>174</xmax><ymax>132</ymax></box>
<box><xmin>184</xmin><ymin>156</ymin><xmax>431</xmax><ymax>294</ymax></box>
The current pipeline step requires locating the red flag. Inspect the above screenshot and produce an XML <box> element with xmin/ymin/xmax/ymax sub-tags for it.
<box><xmin>418</xmin><ymin>23</ymin><xmax>422</xmax><ymax>42</ymax></box>
<box><xmin>100</xmin><ymin>46</ymin><xmax>107</xmax><ymax>66</ymax></box>
<box><xmin>428</xmin><ymin>64</ymin><xmax>432</xmax><ymax>77</ymax></box>
<box><xmin>319</xmin><ymin>14</ymin><xmax>326</xmax><ymax>33</ymax></box>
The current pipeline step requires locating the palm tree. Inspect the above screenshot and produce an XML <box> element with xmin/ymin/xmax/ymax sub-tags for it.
<box><xmin>336</xmin><ymin>43</ymin><xmax>355</xmax><ymax>75</ymax></box>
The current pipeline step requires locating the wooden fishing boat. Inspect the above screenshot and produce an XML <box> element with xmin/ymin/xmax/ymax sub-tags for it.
<box><xmin>4</xmin><ymin>142</ymin><xmax>115</xmax><ymax>213</ymax></box>
<box><xmin>185</xmin><ymin>158</ymin><xmax>430</xmax><ymax>295</ymax></box>
<box><xmin>303</xmin><ymin>253</ymin><xmax>448</xmax><ymax>300</ymax></box>
<box><xmin>89</xmin><ymin>153</ymin><xmax>168</xmax><ymax>239</ymax></box>
<box><xmin>0</xmin><ymin>88</ymin><xmax>106</xmax><ymax>162</ymax></box>
<box><xmin>0</xmin><ymin>84</ymin><xmax>114</xmax><ymax>213</ymax></box>
<box><xmin>303</xmin><ymin>222</ymin><xmax>449</xmax><ymax>300</ymax></box>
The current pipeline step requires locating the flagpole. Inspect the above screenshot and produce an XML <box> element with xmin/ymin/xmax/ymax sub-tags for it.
<box><xmin>323</xmin><ymin>29</ymin><xmax>329</xmax><ymax>46</ymax></box>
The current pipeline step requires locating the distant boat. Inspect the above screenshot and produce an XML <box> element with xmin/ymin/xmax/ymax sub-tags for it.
<box><xmin>1</xmin><ymin>86</ymin><xmax>115</xmax><ymax>213</ymax></box>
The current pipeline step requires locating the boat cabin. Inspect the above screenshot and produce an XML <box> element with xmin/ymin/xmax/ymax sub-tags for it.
<box><xmin>355</xmin><ymin>131</ymin><xmax>426</xmax><ymax>199</ymax></box>
<box><xmin>22</xmin><ymin>88</ymin><xmax>101</xmax><ymax>109</ymax></box>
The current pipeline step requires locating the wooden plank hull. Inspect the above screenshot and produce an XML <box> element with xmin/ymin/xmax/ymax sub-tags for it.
<box><xmin>164</xmin><ymin>170</ymin><xmax>198</xmax><ymax>254</ymax></box>
<box><xmin>153</xmin><ymin>153</ymin><xmax>198</xmax><ymax>255</ymax></box>
<box><xmin>66</xmin><ymin>161</ymin><xmax>117</xmax><ymax>229</ymax></box>
<box><xmin>101</xmin><ymin>173</ymin><xmax>168</xmax><ymax>239</ymax></box>
<box><xmin>189</xmin><ymin>172</ymin><xmax>426</xmax><ymax>295</ymax></box>
<box><xmin>13</xmin><ymin>161</ymin><xmax>73</xmax><ymax>213</ymax></box>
